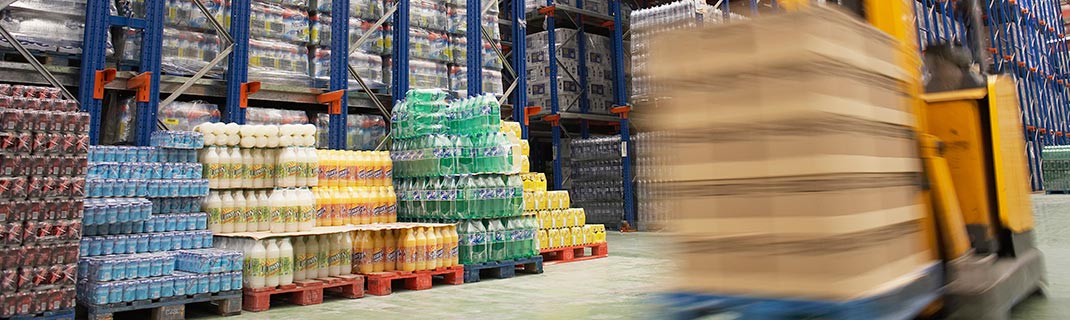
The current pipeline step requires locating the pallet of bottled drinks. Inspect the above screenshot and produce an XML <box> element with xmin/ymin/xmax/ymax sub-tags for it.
<box><xmin>82</xmin><ymin>290</ymin><xmax>241</xmax><ymax>320</ymax></box>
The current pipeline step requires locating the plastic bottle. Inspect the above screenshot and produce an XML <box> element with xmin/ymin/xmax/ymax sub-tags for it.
<box><xmin>307</xmin><ymin>235</ymin><xmax>322</xmax><ymax>278</ymax></box>
<box><xmin>256</xmin><ymin>190</ymin><xmax>270</xmax><ymax>231</ymax></box>
<box><xmin>317</xmin><ymin>235</ymin><xmax>331</xmax><ymax>278</ymax></box>
<box><xmin>307</xmin><ymin>148</ymin><xmax>320</xmax><ymax>187</ymax></box>
<box><xmin>352</xmin><ymin>231</ymin><xmax>367</xmax><ymax>274</ymax></box>
<box><xmin>240</xmin><ymin>148</ymin><xmax>253</xmax><ymax>188</ymax></box>
<box><xmin>276</xmin><ymin>147</ymin><xmax>297</xmax><ymax>187</ymax></box>
<box><xmin>264</xmin><ymin>239</ymin><xmax>281</xmax><ymax>288</ymax></box>
<box><xmin>293</xmin><ymin>236</ymin><xmax>307</xmax><ymax>281</ymax></box>
<box><xmin>247</xmin><ymin>240</ymin><xmax>267</xmax><ymax>289</ymax></box>
<box><xmin>250</xmin><ymin>149</ymin><xmax>266</xmax><ymax>189</ymax></box>
<box><xmin>219</xmin><ymin>191</ymin><xmax>236</xmax><ymax>233</ymax></box>
<box><xmin>245</xmin><ymin>191</ymin><xmax>259</xmax><ymax>231</ymax></box>
<box><xmin>357</xmin><ymin>188</ymin><xmax>373</xmax><ymax>225</ymax></box>
<box><xmin>424</xmin><ymin>227</ymin><xmax>438</xmax><ymax>270</ymax></box>
<box><xmin>282</xmin><ymin>189</ymin><xmax>298</xmax><ymax>232</ymax></box>
<box><xmin>371</xmin><ymin>230</ymin><xmax>385</xmax><ymax>272</ymax></box>
<box><xmin>400</xmin><ymin>228</ymin><xmax>416</xmax><ymax>272</ymax></box>
<box><xmin>295</xmin><ymin>148</ymin><xmax>309</xmax><ymax>187</ymax></box>
<box><xmin>233</xmin><ymin>191</ymin><xmax>248</xmax><ymax>233</ymax></box>
<box><xmin>382</xmin><ymin>152</ymin><xmax>393</xmax><ymax>184</ymax></box>
<box><xmin>299</xmin><ymin>188</ymin><xmax>316</xmax><ymax>231</ymax></box>
<box><xmin>205</xmin><ymin>191</ymin><xmax>222</xmax><ymax>233</ymax></box>
<box><xmin>433</xmin><ymin>227</ymin><xmax>445</xmax><ymax>269</ymax></box>
<box><xmin>383</xmin><ymin>229</ymin><xmax>397</xmax><ymax>272</ymax></box>
<box><xmin>448</xmin><ymin>225</ymin><xmax>460</xmax><ymax>266</ymax></box>
<box><xmin>263</xmin><ymin>149</ymin><xmax>277</xmax><ymax>188</ymax></box>
<box><xmin>279</xmin><ymin>238</ymin><xmax>294</xmax><ymax>285</ymax></box>
<box><xmin>227</xmin><ymin>147</ymin><xmax>243</xmax><ymax>188</ymax></box>
<box><xmin>269</xmin><ymin>190</ymin><xmax>285</xmax><ymax>233</ymax></box>
<box><xmin>340</xmin><ymin>233</ymin><xmax>353</xmax><ymax>275</ymax></box>
<box><xmin>414</xmin><ymin>227</ymin><xmax>428</xmax><ymax>271</ymax></box>
<box><xmin>203</xmin><ymin>147</ymin><xmax>223</xmax><ymax>188</ymax></box>
<box><xmin>386</xmin><ymin>187</ymin><xmax>398</xmax><ymax>223</ymax></box>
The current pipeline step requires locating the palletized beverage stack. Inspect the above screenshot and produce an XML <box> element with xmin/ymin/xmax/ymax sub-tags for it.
<box><xmin>1041</xmin><ymin>146</ymin><xmax>1070</xmax><ymax>192</ymax></box>
<box><xmin>647</xmin><ymin>7</ymin><xmax>936</xmax><ymax>300</ymax></box>
<box><xmin>78</xmin><ymin>136</ymin><xmax>243</xmax><ymax>308</ymax></box>
<box><xmin>0</xmin><ymin>85</ymin><xmax>89</xmax><ymax>317</ymax></box>
<box><xmin>522</xmin><ymin>172</ymin><xmax>607</xmax><ymax>251</ymax></box>
<box><xmin>391</xmin><ymin>89</ymin><xmax>539</xmax><ymax>265</ymax></box>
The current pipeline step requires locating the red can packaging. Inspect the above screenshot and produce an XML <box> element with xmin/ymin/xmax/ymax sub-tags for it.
<box><xmin>46</xmin><ymin>111</ymin><xmax>63</xmax><ymax>132</ymax></box>
<box><xmin>41</xmin><ymin>200</ymin><xmax>56</xmax><ymax>220</ymax></box>
<box><xmin>0</xmin><ymin>154</ymin><xmax>25</xmax><ymax>177</ymax></box>
<box><xmin>68</xmin><ymin>178</ymin><xmax>84</xmax><ymax>199</ymax></box>
<box><xmin>54</xmin><ymin>200</ymin><xmax>69</xmax><ymax>220</ymax></box>
<box><xmin>0</xmin><ymin>248</ymin><xmax>13</xmax><ymax>269</ymax></box>
<box><xmin>0</xmin><ymin>270</ymin><xmax>15</xmax><ymax>293</ymax></box>
<box><xmin>0</xmin><ymin>96</ymin><xmax>12</xmax><ymax>109</ymax></box>
<box><xmin>44</xmin><ymin>88</ymin><xmax>61</xmax><ymax>100</ymax></box>
<box><xmin>36</xmin><ymin>246</ymin><xmax>53</xmax><ymax>266</ymax></box>
<box><xmin>44</xmin><ymin>156</ymin><xmax>61</xmax><ymax>177</ymax></box>
<box><xmin>5</xmin><ymin>223</ymin><xmax>20</xmax><ymax>246</ymax></box>
<box><xmin>21</xmin><ymin>221</ymin><xmax>38</xmax><ymax>244</ymax></box>
<box><xmin>73</xmin><ymin>113</ymin><xmax>89</xmax><ymax>134</ymax></box>
<box><xmin>61</xmin><ymin>244</ymin><xmax>77</xmax><ymax>265</ymax></box>
<box><xmin>65</xmin><ymin>221</ymin><xmax>80</xmax><ymax>240</ymax></box>
<box><xmin>60</xmin><ymin>264</ymin><xmax>74</xmax><ymax>285</ymax></box>
<box><xmin>10</xmin><ymin>97</ymin><xmax>27</xmax><ymax>110</ymax></box>
<box><xmin>16</xmin><ymin>268</ymin><xmax>32</xmax><ymax>291</ymax></box>
<box><xmin>0</xmin><ymin>202</ymin><xmax>10</xmax><ymax>223</ymax></box>
<box><xmin>73</xmin><ymin>134</ymin><xmax>88</xmax><ymax>155</ymax></box>
<box><xmin>13</xmin><ymin>292</ymin><xmax>32</xmax><ymax>315</ymax></box>
<box><xmin>58</xmin><ymin>134</ymin><xmax>76</xmax><ymax>154</ymax></box>
<box><xmin>0</xmin><ymin>110</ymin><xmax>20</xmax><ymax>132</ymax></box>
<box><xmin>15</xmin><ymin>86</ymin><xmax>32</xmax><ymax>99</ymax></box>
<box><xmin>61</xmin><ymin>287</ymin><xmax>76</xmax><ymax>309</ymax></box>
<box><xmin>25</xmin><ymin>177</ymin><xmax>45</xmax><ymax>199</ymax></box>
<box><xmin>17</xmin><ymin>247</ymin><xmax>34</xmax><ymax>268</ymax></box>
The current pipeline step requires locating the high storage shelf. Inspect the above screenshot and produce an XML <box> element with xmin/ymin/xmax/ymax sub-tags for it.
<box><xmin>914</xmin><ymin>0</ymin><xmax>1070</xmax><ymax>191</ymax></box>
<box><xmin>72</xmin><ymin>0</ymin><xmax>523</xmax><ymax>149</ymax></box>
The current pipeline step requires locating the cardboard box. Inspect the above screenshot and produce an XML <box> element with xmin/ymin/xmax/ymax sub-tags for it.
<box><xmin>649</xmin><ymin>6</ymin><xmax>907</xmax><ymax>84</ymax></box>
<box><xmin>674</xmin><ymin>221</ymin><xmax>933</xmax><ymax>300</ymax></box>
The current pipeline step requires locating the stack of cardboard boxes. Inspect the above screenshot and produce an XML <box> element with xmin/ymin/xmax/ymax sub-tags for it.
<box><xmin>526</xmin><ymin>29</ymin><xmax>617</xmax><ymax>115</ymax></box>
<box><xmin>647</xmin><ymin>7</ymin><xmax>937</xmax><ymax>300</ymax></box>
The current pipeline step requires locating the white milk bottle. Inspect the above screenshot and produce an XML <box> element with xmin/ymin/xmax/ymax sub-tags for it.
<box><xmin>251</xmin><ymin>149</ymin><xmax>266</xmax><ymax>188</ymax></box>
<box><xmin>277</xmin><ymin>147</ymin><xmax>297</xmax><ymax>188</ymax></box>
<box><xmin>245</xmin><ymin>190</ymin><xmax>259</xmax><ymax>231</ymax></box>
<box><xmin>265</xmin><ymin>239</ymin><xmax>281</xmax><ymax>287</ymax></box>
<box><xmin>284</xmin><ymin>188</ymin><xmax>300</xmax><ymax>232</ymax></box>
<box><xmin>295</xmin><ymin>147</ymin><xmax>309</xmax><ymax>187</ymax></box>
<box><xmin>247</xmin><ymin>240</ymin><xmax>267</xmax><ymax>288</ymax></box>
<box><xmin>228</xmin><ymin>147</ymin><xmax>243</xmax><ymax>188</ymax></box>
<box><xmin>241</xmin><ymin>148</ymin><xmax>254</xmax><ymax>188</ymax></box>
<box><xmin>299</xmin><ymin>188</ymin><xmax>316</xmax><ymax>231</ymax></box>
<box><xmin>307</xmin><ymin>235</ymin><xmax>322</xmax><ymax>280</ymax></box>
<box><xmin>340</xmin><ymin>233</ymin><xmax>354</xmax><ymax>275</ymax></box>
<box><xmin>220</xmin><ymin>191</ymin><xmax>236</xmax><ymax>233</ymax></box>
<box><xmin>318</xmin><ymin>235</ymin><xmax>331</xmax><ymax>278</ymax></box>
<box><xmin>205</xmin><ymin>191</ymin><xmax>222</xmax><ymax>233</ymax></box>
<box><xmin>279</xmin><ymin>238</ymin><xmax>294</xmax><ymax>285</ymax></box>
<box><xmin>327</xmin><ymin>234</ymin><xmax>341</xmax><ymax>276</ymax></box>
<box><xmin>257</xmin><ymin>190</ymin><xmax>271</xmax><ymax>231</ymax></box>
<box><xmin>233</xmin><ymin>191</ymin><xmax>248</xmax><ymax>232</ymax></box>
<box><xmin>269</xmin><ymin>190</ymin><xmax>286</xmax><ymax>233</ymax></box>
<box><xmin>203</xmin><ymin>147</ymin><xmax>222</xmax><ymax>188</ymax></box>
<box><xmin>293</xmin><ymin>236</ymin><xmax>307</xmax><ymax>281</ymax></box>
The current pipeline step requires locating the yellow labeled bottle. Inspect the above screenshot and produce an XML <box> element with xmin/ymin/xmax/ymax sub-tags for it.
<box><xmin>400</xmin><ymin>228</ymin><xmax>417</xmax><ymax>272</ymax></box>
<box><xmin>370</xmin><ymin>188</ymin><xmax>384</xmax><ymax>224</ymax></box>
<box><xmin>383</xmin><ymin>229</ymin><xmax>397</xmax><ymax>272</ymax></box>
<box><xmin>425</xmin><ymin>227</ymin><xmax>439</xmax><ymax>270</ymax></box>
<box><xmin>537</xmin><ymin>229</ymin><xmax>547</xmax><ymax>251</ymax></box>
<box><xmin>414</xmin><ymin>227</ymin><xmax>428</xmax><ymax>271</ymax></box>
<box><xmin>434</xmin><ymin>227</ymin><xmax>446</xmax><ymax>269</ymax></box>
<box><xmin>371</xmin><ymin>230</ymin><xmax>385</xmax><ymax>272</ymax></box>
<box><xmin>357</xmin><ymin>188</ymin><xmax>373</xmax><ymax>225</ymax></box>
<box><xmin>385</xmin><ymin>187</ymin><xmax>398</xmax><ymax>223</ymax></box>
<box><xmin>356</xmin><ymin>231</ymin><xmax>373</xmax><ymax>274</ymax></box>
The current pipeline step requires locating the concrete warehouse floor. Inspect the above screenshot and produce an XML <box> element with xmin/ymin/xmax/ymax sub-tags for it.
<box><xmin>186</xmin><ymin>194</ymin><xmax>1070</xmax><ymax>319</ymax></box>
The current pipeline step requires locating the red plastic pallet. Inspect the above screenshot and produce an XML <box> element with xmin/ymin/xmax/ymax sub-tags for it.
<box><xmin>362</xmin><ymin>265</ymin><xmax>465</xmax><ymax>296</ymax></box>
<box><xmin>241</xmin><ymin>275</ymin><xmax>364</xmax><ymax>312</ymax></box>
<box><xmin>540</xmin><ymin>242</ymin><xmax>608</xmax><ymax>264</ymax></box>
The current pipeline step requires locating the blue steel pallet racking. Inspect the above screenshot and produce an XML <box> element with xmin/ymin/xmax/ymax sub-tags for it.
<box><xmin>915</xmin><ymin>0</ymin><xmax>1070</xmax><ymax>191</ymax></box>
<box><xmin>80</xmin><ymin>0</ymin><xmax>526</xmax><ymax>151</ymax></box>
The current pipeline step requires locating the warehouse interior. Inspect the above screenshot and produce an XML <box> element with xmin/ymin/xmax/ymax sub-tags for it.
<box><xmin>0</xmin><ymin>0</ymin><xmax>1067</xmax><ymax>319</ymax></box>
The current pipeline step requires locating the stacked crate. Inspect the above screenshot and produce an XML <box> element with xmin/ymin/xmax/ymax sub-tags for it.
<box><xmin>648</xmin><ymin>7</ymin><xmax>935</xmax><ymax>299</ymax></box>
<box><xmin>312</xmin><ymin>0</ymin><xmax>391</xmax><ymax>90</ymax></box>
<box><xmin>525</xmin><ymin>29</ymin><xmax>616</xmax><ymax>114</ymax></box>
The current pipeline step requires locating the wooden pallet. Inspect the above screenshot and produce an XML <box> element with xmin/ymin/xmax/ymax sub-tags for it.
<box><xmin>2</xmin><ymin>308</ymin><xmax>74</xmax><ymax>320</ymax></box>
<box><xmin>540</xmin><ymin>242</ymin><xmax>608</xmax><ymax>264</ymax></box>
<box><xmin>82</xmin><ymin>291</ymin><xmax>241</xmax><ymax>320</ymax></box>
<box><xmin>462</xmin><ymin>256</ymin><xmax>544</xmax><ymax>283</ymax></box>
<box><xmin>242</xmin><ymin>275</ymin><xmax>364</xmax><ymax>312</ymax></box>
<box><xmin>362</xmin><ymin>265</ymin><xmax>465</xmax><ymax>296</ymax></box>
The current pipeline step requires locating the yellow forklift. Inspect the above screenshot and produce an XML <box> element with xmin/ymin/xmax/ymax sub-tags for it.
<box><xmin>777</xmin><ymin>0</ymin><xmax>1046</xmax><ymax>318</ymax></box>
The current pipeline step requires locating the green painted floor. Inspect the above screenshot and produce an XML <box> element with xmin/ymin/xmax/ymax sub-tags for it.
<box><xmin>188</xmin><ymin>194</ymin><xmax>1070</xmax><ymax>319</ymax></box>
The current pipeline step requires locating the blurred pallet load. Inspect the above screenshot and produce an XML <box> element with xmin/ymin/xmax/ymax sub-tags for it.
<box><xmin>646</xmin><ymin>6</ymin><xmax>941</xmax><ymax>318</ymax></box>
<box><xmin>1042</xmin><ymin>146</ymin><xmax>1070</xmax><ymax>193</ymax></box>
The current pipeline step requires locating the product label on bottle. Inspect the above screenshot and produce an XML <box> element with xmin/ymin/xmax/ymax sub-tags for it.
<box><xmin>433</xmin><ymin>247</ymin><xmax>444</xmax><ymax>261</ymax></box>
<box><xmin>206</xmin><ymin>207</ymin><xmax>222</xmax><ymax>225</ymax></box>
<box><xmin>207</xmin><ymin>164</ymin><xmax>226</xmax><ymax>180</ymax></box>
<box><xmin>258</xmin><ymin>206</ymin><xmax>270</xmax><ymax>222</ymax></box>
<box><xmin>450</xmin><ymin>244</ymin><xmax>459</xmax><ymax>258</ymax></box>
<box><xmin>384</xmin><ymin>168</ymin><xmax>392</xmax><ymax>179</ymax></box>
<box><xmin>338</xmin><ymin>167</ymin><xmax>349</xmax><ymax>180</ymax></box>
<box><xmin>229</xmin><ymin>163</ymin><xmax>244</xmax><ymax>179</ymax></box>
<box><xmin>287</xmin><ymin>162</ymin><xmax>302</xmax><ymax>177</ymax></box>
<box><xmin>351</xmin><ymin>250</ymin><xmax>364</xmax><ymax>267</ymax></box>
<box><xmin>401</xmin><ymin>247</ymin><xmax>414</xmax><ymax>264</ymax></box>
<box><xmin>316</xmin><ymin>206</ymin><xmax>327</xmax><ymax>220</ymax></box>
<box><xmin>301</xmin><ymin>207</ymin><xmax>313</xmax><ymax>222</ymax></box>
<box><xmin>249</xmin><ymin>164</ymin><xmax>267</xmax><ymax>180</ymax></box>
<box><xmin>494</xmin><ymin>231</ymin><xmax>506</xmax><ymax>242</ymax></box>
<box><xmin>386</xmin><ymin>247</ymin><xmax>397</xmax><ymax>262</ymax></box>
<box><xmin>327</xmin><ymin>249</ymin><xmax>341</xmax><ymax>266</ymax></box>
<box><xmin>265</xmin><ymin>163</ymin><xmax>276</xmax><ymax>179</ymax></box>
<box><xmin>372</xmin><ymin>168</ymin><xmax>383</xmax><ymax>180</ymax></box>
<box><xmin>221</xmin><ymin>207</ymin><xmax>238</xmax><ymax>224</ymax></box>
<box><xmin>414</xmin><ymin>245</ymin><xmax>425</xmax><ymax>262</ymax></box>
<box><xmin>284</xmin><ymin>206</ymin><xmax>297</xmax><ymax>223</ymax></box>
<box><xmin>357</xmin><ymin>168</ymin><xmax>368</xmax><ymax>180</ymax></box>
<box><xmin>270</xmin><ymin>208</ymin><xmax>283</xmax><ymax>224</ymax></box>
<box><xmin>371</xmin><ymin>248</ymin><xmax>383</xmax><ymax>263</ymax></box>
<box><xmin>279</xmin><ymin>256</ymin><xmax>293</xmax><ymax>275</ymax></box>
<box><xmin>318</xmin><ymin>252</ymin><xmax>329</xmax><ymax>268</ymax></box>
<box><xmin>469</xmin><ymin>233</ymin><xmax>485</xmax><ymax>245</ymax></box>
<box><xmin>263</xmin><ymin>257</ymin><xmax>281</xmax><ymax>277</ymax></box>
<box><xmin>246</xmin><ymin>258</ymin><xmax>263</xmax><ymax>277</ymax></box>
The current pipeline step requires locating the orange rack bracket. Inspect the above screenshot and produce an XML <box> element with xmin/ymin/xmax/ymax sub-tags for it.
<box><xmin>93</xmin><ymin>68</ymin><xmax>117</xmax><ymax>100</ymax></box>
<box><xmin>524</xmin><ymin>106</ymin><xmax>542</xmax><ymax>126</ymax></box>
<box><xmin>610</xmin><ymin>105</ymin><xmax>631</xmax><ymax>119</ymax></box>
<box><xmin>538</xmin><ymin>5</ymin><xmax>556</xmax><ymax>16</ymax></box>
<box><xmin>240</xmin><ymin>81</ymin><xmax>262</xmax><ymax>108</ymax></box>
<box><xmin>542</xmin><ymin>114</ymin><xmax>561</xmax><ymax>127</ymax></box>
<box><xmin>127</xmin><ymin>72</ymin><xmax>153</xmax><ymax>103</ymax></box>
<box><xmin>317</xmin><ymin>90</ymin><xmax>346</xmax><ymax>115</ymax></box>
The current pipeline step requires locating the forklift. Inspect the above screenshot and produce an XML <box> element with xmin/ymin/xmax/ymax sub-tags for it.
<box><xmin>779</xmin><ymin>0</ymin><xmax>1047</xmax><ymax>318</ymax></box>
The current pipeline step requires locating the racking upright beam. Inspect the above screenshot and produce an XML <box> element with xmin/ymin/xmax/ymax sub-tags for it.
<box><xmin>392</xmin><ymin>0</ymin><xmax>412</xmax><ymax>100</ymax></box>
<box><xmin>467</xmin><ymin>0</ymin><xmax>484</xmax><ymax>96</ymax></box>
<box><xmin>512</xmin><ymin>0</ymin><xmax>530</xmax><ymax>139</ymax></box>
<box><xmin>577</xmin><ymin>0</ymin><xmax>590</xmax><ymax>139</ymax></box>
<box><xmin>329</xmin><ymin>0</ymin><xmax>352</xmax><ymax>149</ymax></box>
<box><xmin>79</xmin><ymin>0</ymin><xmax>164</xmax><ymax>145</ymax></box>
<box><xmin>545</xmin><ymin>0</ymin><xmax>564</xmax><ymax>190</ymax></box>
<box><xmin>609</xmin><ymin>0</ymin><xmax>632</xmax><ymax>228</ymax></box>
<box><xmin>224</xmin><ymin>0</ymin><xmax>252</xmax><ymax>125</ymax></box>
